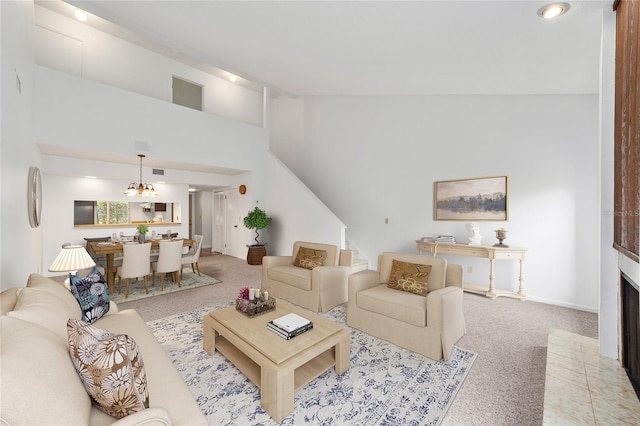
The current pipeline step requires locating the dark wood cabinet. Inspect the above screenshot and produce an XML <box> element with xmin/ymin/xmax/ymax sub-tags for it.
<box><xmin>613</xmin><ymin>0</ymin><xmax>640</xmax><ymax>262</ymax></box>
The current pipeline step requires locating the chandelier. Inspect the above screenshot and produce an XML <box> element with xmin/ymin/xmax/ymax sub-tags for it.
<box><xmin>124</xmin><ymin>154</ymin><xmax>157</xmax><ymax>197</ymax></box>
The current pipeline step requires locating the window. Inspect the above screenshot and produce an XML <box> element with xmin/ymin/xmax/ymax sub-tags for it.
<box><xmin>172</xmin><ymin>76</ymin><xmax>202</xmax><ymax>111</ymax></box>
<box><xmin>96</xmin><ymin>201</ymin><xmax>130</xmax><ymax>224</ymax></box>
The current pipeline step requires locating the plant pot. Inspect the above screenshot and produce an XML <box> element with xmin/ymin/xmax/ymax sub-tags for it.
<box><xmin>246</xmin><ymin>244</ymin><xmax>267</xmax><ymax>265</ymax></box>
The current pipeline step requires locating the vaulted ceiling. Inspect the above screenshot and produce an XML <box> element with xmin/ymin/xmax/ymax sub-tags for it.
<box><xmin>63</xmin><ymin>0</ymin><xmax>610</xmax><ymax>97</ymax></box>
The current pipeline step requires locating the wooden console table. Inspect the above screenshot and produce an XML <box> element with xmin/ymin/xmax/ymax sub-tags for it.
<box><xmin>416</xmin><ymin>240</ymin><xmax>528</xmax><ymax>300</ymax></box>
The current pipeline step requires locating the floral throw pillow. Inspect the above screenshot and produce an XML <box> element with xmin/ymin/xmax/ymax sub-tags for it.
<box><xmin>67</xmin><ymin>319</ymin><xmax>149</xmax><ymax>419</ymax></box>
<box><xmin>387</xmin><ymin>260</ymin><xmax>432</xmax><ymax>297</ymax></box>
<box><xmin>69</xmin><ymin>267</ymin><xmax>110</xmax><ymax>323</ymax></box>
<box><xmin>294</xmin><ymin>247</ymin><xmax>327</xmax><ymax>270</ymax></box>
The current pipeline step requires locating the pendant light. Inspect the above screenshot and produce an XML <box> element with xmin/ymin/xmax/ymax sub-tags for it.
<box><xmin>124</xmin><ymin>154</ymin><xmax>157</xmax><ymax>197</ymax></box>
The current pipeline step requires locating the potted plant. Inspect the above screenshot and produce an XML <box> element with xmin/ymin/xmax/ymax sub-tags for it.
<box><xmin>136</xmin><ymin>224</ymin><xmax>149</xmax><ymax>243</ymax></box>
<box><xmin>243</xmin><ymin>207</ymin><xmax>272</xmax><ymax>265</ymax></box>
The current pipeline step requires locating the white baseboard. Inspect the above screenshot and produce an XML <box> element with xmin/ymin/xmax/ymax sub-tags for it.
<box><xmin>526</xmin><ymin>295</ymin><xmax>598</xmax><ymax>313</ymax></box>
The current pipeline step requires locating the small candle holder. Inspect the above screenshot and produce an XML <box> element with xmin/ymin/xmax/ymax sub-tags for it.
<box><xmin>236</xmin><ymin>286</ymin><xmax>276</xmax><ymax>317</ymax></box>
<box><xmin>493</xmin><ymin>229</ymin><xmax>509</xmax><ymax>247</ymax></box>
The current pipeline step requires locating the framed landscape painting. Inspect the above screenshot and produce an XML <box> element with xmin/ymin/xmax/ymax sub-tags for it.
<box><xmin>434</xmin><ymin>175</ymin><xmax>508</xmax><ymax>221</ymax></box>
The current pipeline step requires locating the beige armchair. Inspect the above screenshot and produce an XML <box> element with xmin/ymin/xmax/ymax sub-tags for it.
<box><xmin>262</xmin><ymin>241</ymin><xmax>355</xmax><ymax>312</ymax></box>
<box><xmin>346</xmin><ymin>252</ymin><xmax>466</xmax><ymax>361</ymax></box>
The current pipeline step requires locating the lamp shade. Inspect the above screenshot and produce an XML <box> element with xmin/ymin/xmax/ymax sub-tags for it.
<box><xmin>48</xmin><ymin>245</ymin><xmax>96</xmax><ymax>272</ymax></box>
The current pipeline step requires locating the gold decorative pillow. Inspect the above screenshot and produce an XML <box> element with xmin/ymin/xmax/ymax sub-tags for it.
<box><xmin>294</xmin><ymin>247</ymin><xmax>327</xmax><ymax>270</ymax></box>
<box><xmin>387</xmin><ymin>260</ymin><xmax>432</xmax><ymax>296</ymax></box>
<box><xmin>67</xmin><ymin>319</ymin><xmax>149</xmax><ymax>419</ymax></box>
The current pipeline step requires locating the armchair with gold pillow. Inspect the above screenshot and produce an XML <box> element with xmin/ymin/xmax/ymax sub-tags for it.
<box><xmin>346</xmin><ymin>252</ymin><xmax>466</xmax><ymax>361</ymax></box>
<box><xmin>261</xmin><ymin>241</ymin><xmax>355</xmax><ymax>312</ymax></box>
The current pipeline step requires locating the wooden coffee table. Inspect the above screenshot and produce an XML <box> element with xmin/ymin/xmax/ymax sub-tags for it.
<box><xmin>203</xmin><ymin>300</ymin><xmax>350</xmax><ymax>422</ymax></box>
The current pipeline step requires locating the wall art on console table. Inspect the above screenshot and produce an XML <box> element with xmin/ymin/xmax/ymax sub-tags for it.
<box><xmin>434</xmin><ymin>175</ymin><xmax>508</xmax><ymax>221</ymax></box>
<box><xmin>27</xmin><ymin>166</ymin><xmax>42</xmax><ymax>228</ymax></box>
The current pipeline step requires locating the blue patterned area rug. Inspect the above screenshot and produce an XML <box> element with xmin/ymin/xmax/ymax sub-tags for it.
<box><xmin>147</xmin><ymin>303</ymin><xmax>476</xmax><ymax>426</ymax></box>
<box><xmin>110</xmin><ymin>272</ymin><xmax>221</xmax><ymax>303</ymax></box>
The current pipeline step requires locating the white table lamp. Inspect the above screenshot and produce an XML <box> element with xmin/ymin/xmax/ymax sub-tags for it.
<box><xmin>49</xmin><ymin>245</ymin><xmax>96</xmax><ymax>273</ymax></box>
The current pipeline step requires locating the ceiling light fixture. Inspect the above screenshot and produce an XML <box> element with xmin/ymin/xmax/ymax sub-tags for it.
<box><xmin>74</xmin><ymin>9</ymin><xmax>88</xmax><ymax>22</ymax></box>
<box><xmin>537</xmin><ymin>2</ymin><xmax>570</xmax><ymax>19</ymax></box>
<box><xmin>125</xmin><ymin>154</ymin><xmax>157</xmax><ymax>197</ymax></box>
<box><xmin>229</xmin><ymin>74</ymin><xmax>237</xmax><ymax>83</ymax></box>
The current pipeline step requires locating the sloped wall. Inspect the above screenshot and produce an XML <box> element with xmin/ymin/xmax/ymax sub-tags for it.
<box><xmin>34</xmin><ymin>5</ymin><xmax>263</xmax><ymax>127</ymax></box>
<box><xmin>271</xmin><ymin>94</ymin><xmax>600</xmax><ymax>311</ymax></box>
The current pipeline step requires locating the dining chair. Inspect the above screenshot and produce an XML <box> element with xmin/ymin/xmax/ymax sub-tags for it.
<box><xmin>84</xmin><ymin>236</ymin><xmax>110</xmax><ymax>268</ymax></box>
<box><xmin>181</xmin><ymin>234</ymin><xmax>203</xmax><ymax>277</ymax></box>
<box><xmin>116</xmin><ymin>242</ymin><xmax>151</xmax><ymax>298</ymax></box>
<box><xmin>152</xmin><ymin>239</ymin><xmax>183</xmax><ymax>291</ymax></box>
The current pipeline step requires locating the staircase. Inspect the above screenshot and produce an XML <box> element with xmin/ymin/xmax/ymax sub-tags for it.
<box><xmin>345</xmin><ymin>240</ymin><xmax>369</xmax><ymax>273</ymax></box>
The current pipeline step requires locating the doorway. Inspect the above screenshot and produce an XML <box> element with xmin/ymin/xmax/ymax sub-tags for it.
<box><xmin>213</xmin><ymin>189</ymin><xmax>241</xmax><ymax>258</ymax></box>
<box><xmin>188</xmin><ymin>193</ymin><xmax>193</xmax><ymax>239</ymax></box>
<box><xmin>213</xmin><ymin>192</ymin><xmax>225</xmax><ymax>253</ymax></box>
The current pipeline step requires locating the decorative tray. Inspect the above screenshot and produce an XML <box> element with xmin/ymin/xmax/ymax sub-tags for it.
<box><xmin>235</xmin><ymin>297</ymin><xmax>276</xmax><ymax>318</ymax></box>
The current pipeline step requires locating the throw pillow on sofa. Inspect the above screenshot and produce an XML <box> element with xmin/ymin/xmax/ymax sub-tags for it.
<box><xmin>6</xmin><ymin>287</ymin><xmax>81</xmax><ymax>343</ymax></box>
<box><xmin>69</xmin><ymin>266</ymin><xmax>110</xmax><ymax>323</ymax></box>
<box><xmin>0</xmin><ymin>316</ymin><xmax>93</xmax><ymax>425</ymax></box>
<box><xmin>67</xmin><ymin>318</ymin><xmax>149</xmax><ymax>419</ymax></box>
<box><xmin>294</xmin><ymin>247</ymin><xmax>327</xmax><ymax>270</ymax></box>
<box><xmin>26</xmin><ymin>272</ymin><xmax>84</xmax><ymax>314</ymax></box>
<box><xmin>387</xmin><ymin>259</ymin><xmax>432</xmax><ymax>296</ymax></box>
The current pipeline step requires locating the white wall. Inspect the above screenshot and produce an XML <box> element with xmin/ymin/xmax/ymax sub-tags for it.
<box><xmin>41</xmin><ymin>173</ymin><xmax>189</xmax><ymax>276</ymax></box>
<box><xmin>598</xmin><ymin>9</ymin><xmax>619</xmax><ymax>358</ymax></box>
<box><xmin>1</xmin><ymin>1</ymin><xmax>42</xmax><ymax>286</ymax></box>
<box><xmin>264</xmin><ymin>151</ymin><xmax>346</xmax><ymax>256</ymax></box>
<box><xmin>193</xmin><ymin>190</ymin><xmax>213</xmax><ymax>249</ymax></box>
<box><xmin>35</xmin><ymin>67</ymin><xmax>268</xmax><ymax>172</ymax></box>
<box><xmin>212</xmin><ymin>172</ymin><xmax>269</xmax><ymax>260</ymax></box>
<box><xmin>271</xmin><ymin>94</ymin><xmax>600</xmax><ymax>311</ymax></box>
<box><xmin>33</xmin><ymin>66</ymin><xmax>272</xmax><ymax>268</ymax></box>
<box><xmin>34</xmin><ymin>5</ymin><xmax>263</xmax><ymax>127</ymax></box>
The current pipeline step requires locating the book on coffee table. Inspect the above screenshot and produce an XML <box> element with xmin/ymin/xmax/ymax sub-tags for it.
<box><xmin>272</xmin><ymin>313</ymin><xmax>311</xmax><ymax>332</ymax></box>
<box><xmin>267</xmin><ymin>320</ymin><xmax>313</xmax><ymax>340</ymax></box>
<box><xmin>267</xmin><ymin>313</ymin><xmax>313</xmax><ymax>340</ymax></box>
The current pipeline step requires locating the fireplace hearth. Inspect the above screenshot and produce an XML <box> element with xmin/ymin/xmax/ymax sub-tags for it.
<box><xmin>622</xmin><ymin>273</ymin><xmax>640</xmax><ymax>400</ymax></box>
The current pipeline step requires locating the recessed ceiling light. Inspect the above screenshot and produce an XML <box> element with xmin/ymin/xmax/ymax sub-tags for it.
<box><xmin>188</xmin><ymin>188</ymin><xmax>197</xmax><ymax>192</ymax></box>
<box><xmin>85</xmin><ymin>175</ymin><xmax>97</xmax><ymax>179</ymax></box>
<box><xmin>74</xmin><ymin>9</ymin><xmax>88</xmax><ymax>22</ymax></box>
<box><xmin>229</xmin><ymin>74</ymin><xmax>237</xmax><ymax>83</ymax></box>
<box><xmin>538</xmin><ymin>2</ymin><xmax>570</xmax><ymax>19</ymax></box>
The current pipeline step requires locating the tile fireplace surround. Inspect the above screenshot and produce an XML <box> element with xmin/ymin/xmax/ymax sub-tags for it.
<box><xmin>543</xmin><ymin>253</ymin><xmax>640</xmax><ymax>424</ymax></box>
<box><xmin>543</xmin><ymin>329</ymin><xmax>640</xmax><ymax>424</ymax></box>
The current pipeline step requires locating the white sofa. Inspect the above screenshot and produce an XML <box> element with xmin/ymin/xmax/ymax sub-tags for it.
<box><xmin>0</xmin><ymin>273</ymin><xmax>207</xmax><ymax>426</ymax></box>
<box><xmin>262</xmin><ymin>241</ymin><xmax>355</xmax><ymax>313</ymax></box>
<box><xmin>347</xmin><ymin>252</ymin><xmax>466</xmax><ymax>361</ymax></box>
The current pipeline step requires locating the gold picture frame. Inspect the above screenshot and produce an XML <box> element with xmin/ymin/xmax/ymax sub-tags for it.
<box><xmin>434</xmin><ymin>175</ymin><xmax>508</xmax><ymax>221</ymax></box>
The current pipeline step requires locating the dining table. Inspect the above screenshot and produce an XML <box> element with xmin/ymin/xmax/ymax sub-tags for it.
<box><xmin>89</xmin><ymin>238</ymin><xmax>195</xmax><ymax>295</ymax></box>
